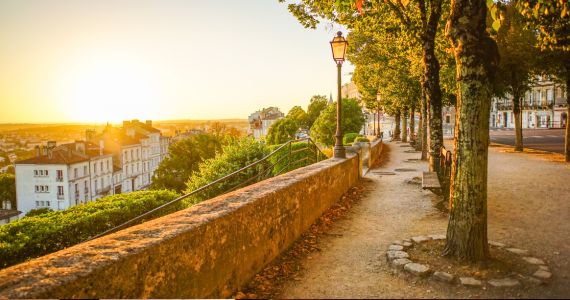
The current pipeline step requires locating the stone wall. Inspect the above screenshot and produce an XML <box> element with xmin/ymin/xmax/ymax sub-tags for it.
<box><xmin>369</xmin><ymin>139</ymin><xmax>384</xmax><ymax>168</ymax></box>
<box><xmin>0</xmin><ymin>155</ymin><xmax>360</xmax><ymax>299</ymax></box>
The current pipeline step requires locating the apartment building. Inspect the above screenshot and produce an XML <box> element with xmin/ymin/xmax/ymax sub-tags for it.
<box><xmin>14</xmin><ymin>120</ymin><xmax>170</xmax><ymax>217</ymax></box>
<box><xmin>491</xmin><ymin>76</ymin><xmax>567</xmax><ymax>129</ymax></box>
<box><xmin>15</xmin><ymin>141</ymin><xmax>113</xmax><ymax>215</ymax></box>
<box><xmin>248</xmin><ymin>107</ymin><xmax>284</xmax><ymax>139</ymax></box>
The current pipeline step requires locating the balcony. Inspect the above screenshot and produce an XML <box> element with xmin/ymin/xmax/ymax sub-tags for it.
<box><xmin>56</xmin><ymin>177</ymin><xmax>64</xmax><ymax>182</ymax></box>
<box><xmin>57</xmin><ymin>194</ymin><xmax>64</xmax><ymax>200</ymax></box>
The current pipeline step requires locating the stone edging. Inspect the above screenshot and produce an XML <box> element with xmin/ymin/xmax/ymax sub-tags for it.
<box><xmin>385</xmin><ymin>234</ymin><xmax>552</xmax><ymax>288</ymax></box>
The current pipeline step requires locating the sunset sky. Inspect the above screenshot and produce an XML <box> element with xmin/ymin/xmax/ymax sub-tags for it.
<box><xmin>0</xmin><ymin>0</ymin><xmax>353</xmax><ymax>123</ymax></box>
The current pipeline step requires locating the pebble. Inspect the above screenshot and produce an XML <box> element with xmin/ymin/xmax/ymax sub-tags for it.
<box><xmin>392</xmin><ymin>240</ymin><xmax>403</xmax><ymax>245</ymax></box>
<box><xmin>538</xmin><ymin>265</ymin><xmax>549</xmax><ymax>272</ymax></box>
<box><xmin>391</xmin><ymin>258</ymin><xmax>412</xmax><ymax>269</ymax></box>
<box><xmin>488</xmin><ymin>241</ymin><xmax>506</xmax><ymax>248</ymax></box>
<box><xmin>411</xmin><ymin>236</ymin><xmax>431</xmax><ymax>244</ymax></box>
<box><xmin>404</xmin><ymin>263</ymin><xmax>431</xmax><ymax>276</ymax></box>
<box><xmin>432</xmin><ymin>271</ymin><xmax>454</xmax><ymax>283</ymax></box>
<box><xmin>488</xmin><ymin>278</ymin><xmax>521</xmax><ymax>287</ymax></box>
<box><xmin>459</xmin><ymin>277</ymin><xmax>482</xmax><ymax>287</ymax></box>
<box><xmin>386</xmin><ymin>250</ymin><xmax>409</xmax><ymax>261</ymax></box>
<box><xmin>506</xmin><ymin>248</ymin><xmax>529</xmax><ymax>255</ymax></box>
<box><xmin>402</xmin><ymin>241</ymin><xmax>413</xmax><ymax>249</ymax></box>
<box><xmin>523</xmin><ymin>257</ymin><xmax>545</xmax><ymax>265</ymax></box>
<box><xmin>388</xmin><ymin>244</ymin><xmax>404</xmax><ymax>251</ymax></box>
<box><xmin>428</xmin><ymin>234</ymin><xmax>446</xmax><ymax>240</ymax></box>
<box><xmin>533</xmin><ymin>270</ymin><xmax>552</xmax><ymax>280</ymax></box>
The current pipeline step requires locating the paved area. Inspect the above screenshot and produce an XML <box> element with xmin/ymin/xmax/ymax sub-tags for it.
<box><xmin>490</xmin><ymin>128</ymin><xmax>565</xmax><ymax>154</ymax></box>
<box><xmin>277</xmin><ymin>141</ymin><xmax>570</xmax><ymax>298</ymax></box>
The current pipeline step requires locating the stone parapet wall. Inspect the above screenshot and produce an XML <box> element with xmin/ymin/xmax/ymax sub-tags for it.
<box><xmin>369</xmin><ymin>139</ymin><xmax>384</xmax><ymax>167</ymax></box>
<box><xmin>0</xmin><ymin>155</ymin><xmax>360</xmax><ymax>299</ymax></box>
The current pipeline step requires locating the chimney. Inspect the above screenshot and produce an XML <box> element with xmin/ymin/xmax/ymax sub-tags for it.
<box><xmin>85</xmin><ymin>129</ymin><xmax>95</xmax><ymax>142</ymax></box>
<box><xmin>46</xmin><ymin>141</ymin><xmax>56</xmax><ymax>159</ymax></box>
<box><xmin>35</xmin><ymin>145</ymin><xmax>41</xmax><ymax>157</ymax></box>
<box><xmin>99</xmin><ymin>140</ymin><xmax>104</xmax><ymax>156</ymax></box>
<box><xmin>145</xmin><ymin>120</ymin><xmax>152</xmax><ymax>127</ymax></box>
<box><xmin>75</xmin><ymin>141</ymin><xmax>85</xmax><ymax>154</ymax></box>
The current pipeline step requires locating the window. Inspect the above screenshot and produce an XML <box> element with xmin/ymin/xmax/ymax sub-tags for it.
<box><xmin>34</xmin><ymin>170</ymin><xmax>38</xmax><ymax>176</ymax></box>
<box><xmin>84</xmin><ymin>180</ymin><xmax>89</xmax><ymax>195</ymax></box>
<box><xmin>84</xmin><ymin>166</ymin><xmax>87</xmax><ymax>176</ymax></box>
<box><xmin>130</xmin><ymin>149</ymin><xmax>134</xmax><ymax>161</ymax></box>
<box><xmin>45</xmin><ymin>170</ymin><xmax>48</xmax><ymax>176</ymax></box>
<box><xmin>35</xmin><ymin>201</ymin><xmax>39</xmax><ymax>207</ymax></box>
<box><xmin>511</xmin><ymin>112</ymin><xmax>514</xmax><ymax>124</ymax></box>
<box><xmin>106</xmin><ymin>160</ymin><xmax>109</xmax><ymax>171</ymax></box>
<box><xmin>56</xmin><ymin>170</ymin><xmax>63</xmax><ymax>181</ymax></box>
<box><xmin>46</xmin><ymin>201</ymin><xmax>50</xmax><ymax>207</ymax></box>
<box><xmin>58</xmin><ymin>186</ymin><xmax>64</xmax><ymax>196</ymax></box>
<box><xmin>74</xmin><ymin>168</ymin><xmax>78</xmax><ymax>178</ymax></box>
<box><xmin>100</xmin><ymin>161</ymin><xmax>103</xmax><ymax>172</ymax></box>
<box><xmin>94</xmin><ymin>163</ymin><xmax>97</xmax><ymax>173</ymax></box>
<box><xmin>35</xmin><ymin>185</ymin><xmax>39</xmax><ymax>192</ymax></box>
<box><xmin>547</xmin><ymin>89</ymin><xmax>553</xmax><ymax>103</ymax></box>
<box><xmin>95</xmin><ymin>179</ymin><xmax>98</xmax><ymax>190</ymax></box>
<box><xmin>446</xmin><ymin>115</ymin><xmax>451</xmax><ymax>124</ymax></box>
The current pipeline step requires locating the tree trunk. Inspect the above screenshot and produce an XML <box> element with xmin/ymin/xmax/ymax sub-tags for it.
<box><xmin>512</xmin><ymin>91</ymin><xmax>523</xmax><ymax>152</ymax></box>
<box><xmin>422</xmin><ymin>20</ymin><xmax>444</xmax><ymax>173</ymax></box>
<box><xmin>566</xmin><ymin>77</ymin><xmax>570</xmax><ymax>162</ymax></box>
<box><xmin>373</xmin><ymin>112</ymin><xmax>377</xmax><ymax>136</ymax></box>
<box><xmin>377</xmin><ymin>107</ymin><xmax>381</xmax><ymax>137</ymax></box>
<box><xmin>402</xmin><ymin>109</ymin><xmax>408</xmax><ymax>142</ymax></box>
<box><xmin>393</xmin><ymin>111</ymin><xmax>401</xmax><ymax>141</ymax></box>
<box><xmin>443</xmin><ymin>0</ymin><xmax>498</xmax><ymax>262</ymax></box>
<box><xmin>410</xmin><ymin>106</ymin><xmax>416</xmax><ymax>143</ymax></box>
<box><xmin>421</xmin><ymin>87</ymin><xmax>429</xmax><ymax>159</ymax></box>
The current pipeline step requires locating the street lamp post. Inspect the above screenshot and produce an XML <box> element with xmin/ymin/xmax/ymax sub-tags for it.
<box><xmin>330</xmin><ymin>31</ymin><xmax>348</xmax><ymax>159</ymax></box>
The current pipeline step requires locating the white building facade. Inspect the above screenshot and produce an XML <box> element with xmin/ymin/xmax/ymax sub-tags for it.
<box><xmin>490</xmin><ymin>76</ymin><xmax>567</xmax><ymax>129</ymax></box>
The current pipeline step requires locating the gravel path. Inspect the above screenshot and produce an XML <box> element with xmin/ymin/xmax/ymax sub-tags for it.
<box><xmin>278</xmin><ymin>141</ymin><xmax>570</xmax><ymax>298</ymax></box>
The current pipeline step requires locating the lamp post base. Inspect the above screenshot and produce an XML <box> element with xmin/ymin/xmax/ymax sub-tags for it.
<box><xmin>333</xmin><ymin>145</ymin><xmax>346</xmax><ymax>159</ymax></box>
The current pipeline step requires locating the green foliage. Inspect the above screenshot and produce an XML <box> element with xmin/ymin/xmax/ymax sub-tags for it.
<box><xmin>151</xmin><ymin>134</ymin><xmax>221</xmax><ymax>192</ymax></box>
<box><xmin>306</xmin><ymin>95</ymin><xmax>329</xmax><ymax>129</ymax></box>
<box><xmin>493</xmin><ymin>2</ymin><xmax>538</xmax><ymax>100</ymax></box>
<box><xmin>268</xmin><ymin>141</ymin><xmax>319</xmax><ymax>175</ymax></box>
<box><xmin>24</xmin><ymin>208</ymin><xmax>52</xmax><ymax>217</ymax></box>
<box><xmin>517</xmin><ymin>0</ymin><xmax>570</xmax><ymax>51</ymax></box>
<box><xmin>354</xmin><ymin>137</ymin><xmax>370</xmax><ymax>143</ymax></box>
<box><xmin>0</xmin><ymin>190</ymin><xmax>180</xmax><ymax>269</ymax></box>
<box><xmin>0</xmin><ymin>173</ymin><xmax>16</xmax><ymax>209</ymax></box>
<box><xmin>287</xmin><ymin>106</ymin><xmax>309</xmax><ymax>129</ymax></box>
<box><xmin>343</xmin><ymin>133</ymin><xmax>362</xmax><ymax>145</ymax></box>
<box><xmin>184</xmin><ymin>138</ymin><xmax>270</xmax><ymax>205</ymax></box>
<box><xmin>311</xmin><ymin>99</ymin><xmax>365</xmax><ymax>146</ymax></box>
<box><xmin>266</xmin><ymin>118</ymin><xmax>299</xmax><ymax>145</ymax></box>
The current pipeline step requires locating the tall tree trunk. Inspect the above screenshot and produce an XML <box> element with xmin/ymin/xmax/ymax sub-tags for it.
<box><xmin>410</xmin><ymin>105</ymin><xmax>416</xmax><ymax>143</ymax></box>
<box><xmin>377</xmin><ymin>107</ymin><xmax>381</xmax><ymax>137</ymax></box>
<box><xmin>422</xmin><ymin>16</ymin><xmax>444</xmax><ymax>173</ymax></box>
<box><xmin>443</xmin><ymin>0</ymin><xmax>498</xmax><ymax>262</ymax></box>
<box><xmin>393</xmin><ymin>111</ymin><xmax>401</xmax><ymax>141</ymax></box>
<box><xmin>565</xmin><ymin>77</ymin><xmax>570</xmax><ymax>162</ymax></box>
<box><xmin>373</xmin><ymin>112</ymin><xmax>377</xmax><ymax>136</ymax></box>
<box><xmin>513</xmin><ymin>91</ymin><xmax>523</xmax><ymax>152</ymax></box>
<box><xmin>416</xmin><ymin>101</ymin><xmax>423</xmax><ymax>151</ymax></box>
<box><xmin>421</xmin><ymin>87</ymin><xmax>429</xmax><ymax>159</ymax></box>
<box><xmin>402</xmin><ymin>108</ymin><xmax>408</xmax><ymax>142</ymax></box>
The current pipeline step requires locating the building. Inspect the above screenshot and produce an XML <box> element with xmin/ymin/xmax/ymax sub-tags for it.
<box><xmin>248</xmin><ymin>107</ymin><xmax>284</xmax><ymax>139</ymax></box>
<box><xmin>14</xmin><ymin>120</ymin><xmax>170</xmax><ymax>217</ymax></box>
<box><xmin>490</xmin><ymin>76</ymin><xmax>567</xmax><ymax>129</ymax></box>
<box><xmin>15</xmin><ymin>140</ymin><xmax>114</xmax><ymax>215</ymax></box>
<box><xmin>341</xmin><ymin>81</ymin><xmax>362</xmax><ymax>100</ymax></box>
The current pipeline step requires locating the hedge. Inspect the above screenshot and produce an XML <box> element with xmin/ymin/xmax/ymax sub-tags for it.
<box><xmin>343</xmin><ymin>133</ymin><xmax>362</xmax><ymax>145</ymax></box>
<box><xmin>0</xmin><ymin>190</ymin><xmax>180</xmax><ymax>269</ymax></box>
<box><xmin>268</xmin><ymin>141</ymin><xmax>319</xmax><ymax>176</ymax></box>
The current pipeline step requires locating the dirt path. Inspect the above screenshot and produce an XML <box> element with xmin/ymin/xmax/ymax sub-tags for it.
<box><xmin>277</xmin><ymin>142</ymin><xmax>570</xmax><ymax>299</ymax></box>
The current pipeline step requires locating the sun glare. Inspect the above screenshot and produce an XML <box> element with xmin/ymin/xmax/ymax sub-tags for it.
<box><xmin>58</xmin><ymin>49</ymin><xmax>161</xmax><ymax>123</ymax></box>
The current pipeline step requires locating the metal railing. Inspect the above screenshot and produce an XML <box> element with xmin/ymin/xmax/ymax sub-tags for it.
<box><xmin>88</xmin><ymin>138</ymin><xmax>327</xmax><ymax>241</ymax></box>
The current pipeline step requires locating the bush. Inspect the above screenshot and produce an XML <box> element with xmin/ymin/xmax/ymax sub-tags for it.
<box><xmin>24</xmin><ymin>208</ymin><xmax>53</xmax><ymax>217</ymax></box>
<box><xmin>184</xmin><ymin>138</ymin><xmax>269</xmax><ymax>205</ymax></box>
<box><xmin>268</xmin><ymin>141</ymin><xmax>320</xmax><ymax>175</ymax></box>
<box><xmin>354</xmin><ymin>137</ymin><xmax>370</xmax><ymax>143</ymax></box>
<box><xmin>0</xmin><ymin>190</ymin><xmax>180</xmax><ymax>269</ymax></box>
<box><xmin>343</xmin><ymin>133</ymin><xmax>362</xmax><ymax>145</ymax></box>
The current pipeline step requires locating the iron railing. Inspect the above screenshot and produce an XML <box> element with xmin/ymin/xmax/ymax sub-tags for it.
<box><xmin>88</xmin><ymin>138</ymin><xmax>327</xmax><ymax>241</ymax></box>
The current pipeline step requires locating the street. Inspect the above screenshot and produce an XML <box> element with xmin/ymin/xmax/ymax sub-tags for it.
<box><xmin>489</xmin><ymin>128</ymin><xmax>565</xmax><ymax>154</ymax></box>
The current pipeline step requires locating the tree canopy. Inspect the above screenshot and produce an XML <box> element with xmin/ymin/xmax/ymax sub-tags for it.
<box><xmin>310</xmin><ymin>98</ymin><xmax>365</xmax><ymax>146</ymax></box>
<box><xmin>266</xmin><ymin>118</ymin><xmax>299</xmax><ymax>145</ymax></box>
<box><xmin>287</xmin><ymin>106</ymin><xmax>309</xmax><ymax>129</ymax></box>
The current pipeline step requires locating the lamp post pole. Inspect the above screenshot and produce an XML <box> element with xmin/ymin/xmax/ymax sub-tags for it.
<box><xmin>334</xmin><ymin>62</ymin><xmax>346</xmax><ymax>158</ymax></box>
<box><xmin>330</xmin><ymin>31</ymin><xmax>348</xmax><ymax>159</ymax></box>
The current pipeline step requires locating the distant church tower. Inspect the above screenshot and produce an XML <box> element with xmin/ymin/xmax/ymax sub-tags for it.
<box><xmin>329</xmin><ymin>92</ymin><xmax>333</xmax><ymax>105</ymax></box>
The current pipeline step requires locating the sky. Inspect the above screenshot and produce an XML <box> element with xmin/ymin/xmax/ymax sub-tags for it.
<box><xmin>0</xmin><ymin>0</ymin><xmax>354</xmax><ymax>124</ymax></box>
